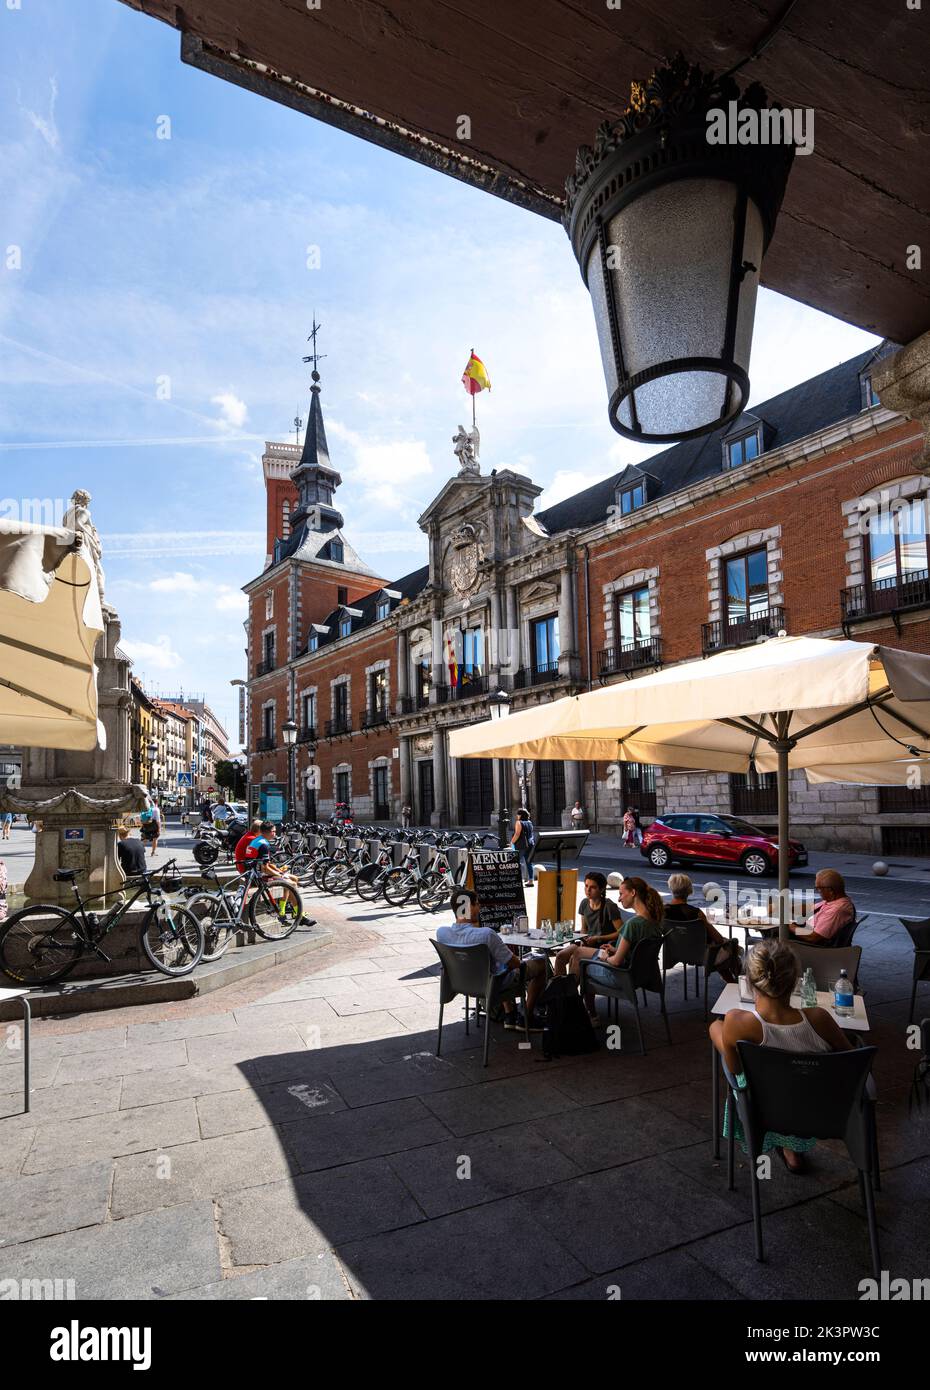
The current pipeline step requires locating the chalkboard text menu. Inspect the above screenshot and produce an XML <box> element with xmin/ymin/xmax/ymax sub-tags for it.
<box><xmin>469</xmin><ymin>850</ymin><xmax>526</xmax><ymax>932</ymax></box>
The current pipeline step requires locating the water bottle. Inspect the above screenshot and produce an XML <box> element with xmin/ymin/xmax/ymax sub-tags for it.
<box><xmin>834</xmin><ymin>968</ymin><xmax>854</xmax><ymax>1018</ymax></box>
<box><xmin>802</xmin><ymin>967</ymin><xmax>817</xmax><ymax>1008</ymax></box>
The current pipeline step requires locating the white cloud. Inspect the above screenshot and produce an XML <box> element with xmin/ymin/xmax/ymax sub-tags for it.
<box><xmin>121</xmin><ymin>636</ymin><xmax>183</xmax><ymax>671</ymax></box>
<box><xmin>539</xmin><ymin>468</ymin><xmax>614</xmax><ymax>509</ymax></box>
<box><xmin>150</xmin><ymin>571</ymin><xmax>199</xmax><ymax>594</ymax></box>
<box><xmin>215</xmin><ymin>588</ymin><xmax>248</xmax><ymax>614</ymax></box>
<box><xmin>18</xmin><ymin>77</ymin><xmax>60</xmax><ymax>152</ymax></box>
<box><xmin>328</xmin><ymin>421</ymin><xmax>433</xmax><ymax>511</ymax></box>
<box><xmin>211</xmin><ymin>391</ymin><xmax>249</xmax><ymax>431</ymax></box>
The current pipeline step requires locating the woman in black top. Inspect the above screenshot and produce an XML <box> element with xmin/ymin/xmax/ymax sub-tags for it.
<box><xmin>665</xmin><ymin>872</ymin><xmax>741</xmax><ymax>982</ymax></box>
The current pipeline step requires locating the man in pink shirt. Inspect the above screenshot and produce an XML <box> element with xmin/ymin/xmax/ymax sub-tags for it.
<box><xmin>789</xmin><ymin>869</ymin><xmax>855</xmax><ymax>945</ymax></box>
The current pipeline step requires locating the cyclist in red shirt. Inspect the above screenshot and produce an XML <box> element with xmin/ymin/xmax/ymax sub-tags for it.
<box><xmin>234</xmin><ymin>819</ymin><xmax>263</xmax><ymax>875</ymax></box>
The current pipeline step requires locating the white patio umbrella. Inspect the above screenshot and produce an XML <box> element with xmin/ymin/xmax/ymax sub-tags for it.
<box><xmin>0</xmin><ymin>519</ymin><xmax>106</xmax><ymax>751</ymax></box>
<box><xmin>449</xmin><ymin>636</ymin><xmax>930</xmax><ymax>934</ymax></box>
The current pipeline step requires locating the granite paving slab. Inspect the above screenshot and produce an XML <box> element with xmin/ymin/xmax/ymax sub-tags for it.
<box><xmin>197</xmin><ymin>1076</ymin><xmax>347</xmax><ymax>1138</ymax></box>
<box><xmin>165</xmin><ymin>1250</ymin><xmax>353</xmax><ymax>1300</ymax></box>
<box><xmin>127</xmin><ymin>1014</ymin><xmax>238</xmax><ymax>1045</ymax></box>
<box><xmin>24</xmin><ymin>1098</ymin><xmax>200</xmax><ymax>1174</ymax></box>
<box><xmin>0</xmin><ymin>1200</ymin><xmax>221</xmax><ymax>1300</ymax></box>
<box><xmin>55</xmin><ymin>1038</ymin><xmax>188</xmax><ymax>1085</ymax></box>
<box><xmin>533</xmin><ymin>1093</ymin><xmax>707</xmax><ymax>1172</ymax></box>
<box><xmin>327</xmin><ymin>986</ymin><xmax>425</xmax><ymax>1017</ymax></box>
<box><xmin>111</xmin><ymin>1125</ymin><xmax>294</xmax><ymax>1218</ymax></box>
<box><xmin>0</xmin><ymin>1161</ymin><xmax>112</xmax><ymax>1246</ymax></box>
<box><xmin>120</xmin><ymin>1063</ymin><xmax>248</xmax><ymax>1108</ymax></box>
<box><xmin>280</xmin><ymin>1095</ymin><xmax>450</xmax><ymax>1173</ymax></box>
<box><xmin>0</xmin><ymin>1057</ymin><xmax>59</xmax><ymax>1094</ymax></box>
<box><xmin>0</xmin><ymin>1076</ymin><xmax>122</xmax><ymax>1126</ymax></box>
<box><xmin>185</xmin><ymin>1025</ymin><xmax>305</xmax><ymax>1067</ymax></box>
<box><xmin>386</xmin><ymin>1122</ymin><xmax>583</xmax><ymax>1218</ymax></box>
<box><xmin>218</xmin><ymin>1157</ymin><xmax>426</xmax><ymax>1263</ymax></box>
<box><xmin>0</xmin><ymin>1125</ymin><xmax>35</xmax><ymax>1176</ymax></box>
<box><xmin>420</xmin><ymin>1073</ymin><xmax>578</xmax><ymax>1137</ymax></box>
<box><xmin>543</xmin><ymin>1248</ymin><xmax>742</xmax><ymax>1301</ymax></box>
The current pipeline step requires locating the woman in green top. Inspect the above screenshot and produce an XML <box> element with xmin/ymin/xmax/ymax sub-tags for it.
<box><xmin>596</xmin><ymin>876</ymin><xmax>664</xmax><ymax>967</ymax></box>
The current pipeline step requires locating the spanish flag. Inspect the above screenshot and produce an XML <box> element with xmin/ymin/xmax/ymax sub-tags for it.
<box><xmin>462</xmin><ymin>350</ymin><xmax>491</xmax><ymax>396</ymax></box>
<box><xmin>445</xmin><ymin>632</ymin><xmax>459</xmax><ymax>688</ymax></box>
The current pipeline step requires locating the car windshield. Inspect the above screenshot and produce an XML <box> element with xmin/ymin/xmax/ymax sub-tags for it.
<box><xmin>719</xmin><ymin>816</ymin><xmax>765</xmax><ymax>837</ymax></box>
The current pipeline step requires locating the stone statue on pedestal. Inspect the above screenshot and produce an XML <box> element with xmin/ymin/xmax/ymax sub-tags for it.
<box><xmin>452</xmin><ymin>425</ymin><xmax>480</xmax><ymax>475</ymax></box>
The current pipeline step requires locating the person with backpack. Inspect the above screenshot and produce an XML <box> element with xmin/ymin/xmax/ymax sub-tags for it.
<box><xmin>510</xmin><ymin>806</ymin><xmax>535</xmax><ymax>887</ymax></box>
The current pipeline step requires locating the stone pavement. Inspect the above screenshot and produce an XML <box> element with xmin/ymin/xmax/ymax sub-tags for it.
<box><xmin>1</xmin><ymin>885</ymin><xmax>929</xmax><ymax>1300</ymax></box>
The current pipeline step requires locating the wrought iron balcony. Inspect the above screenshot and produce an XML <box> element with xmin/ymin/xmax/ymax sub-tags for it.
<box><xmin>513</xmin><ymin>660</ymin><xmax>560</xmax><ymax>689</ymax></box>
<box><xmin>701</xmin><ymin>607</ymin><xmax>785</xmax><ymax>656</ymax></box>
<box><xmin>255</xmin><ymin>735</ymin><xmax>275</xmax><ymax>752</ymax></box>
<box><xmin>361</xmin><ymin>705</ymin><xmax>390</xmax><ymax>729</ymax></box>
<box><xmin>324</xmin><ymin>715</ymin><xmax>353</xmax><ymax>738</ymax></box>
<box><xmin>297</xmin><ymin>725</ymin><xmax>316</xmax><ymax>744</ymax></box>
<box><xmin>398</xmin><ymin>691</ymin><xmax>431</xmax><ymax>715</ymax></box>
<box><xmin>598</xmin><ymin>638</ymin><xmax>662</xmax><ymax>679</ymax></box>
<box><xmin>255</xmin><ymin>657</ymin><xmax>276</xmax><ymax>677</ymax></box>
<box><xmin>841</xmin><ymin>571</ymin><xmax>930</xmax><ymax>632</ymax></box>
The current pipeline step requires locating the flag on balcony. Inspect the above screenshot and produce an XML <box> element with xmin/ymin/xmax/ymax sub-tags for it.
<box><xmin>461</xmin><ymin>350</ymin><xmax>491</xmax><ymax>395</ymax></box>
<box><xmin>445</xmin><ymin>632</ymin><xmax>458</xmax><ymax>688</ymax></box>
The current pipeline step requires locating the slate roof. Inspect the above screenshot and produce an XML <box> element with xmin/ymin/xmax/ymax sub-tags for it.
<box><xmin>308</xmin><ymin>564</ymin><xmax>430</xmax><ymax>652</ymax></box>
<box><xmin>536</xmin><ymin>347</ymin><xmax>884</xmax><ymax>536</ymax></box>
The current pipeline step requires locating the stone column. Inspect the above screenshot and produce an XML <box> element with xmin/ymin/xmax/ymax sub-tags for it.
<box><xmin>559</xmin><ymin>563</ymin><xmax>577</xmax><ymax>658</ymax></box>
<box><xmin>396</xmin><ymin>630</ymin><xmax>409</xmax><ymax>706</ymax></box>
<box><xmin>563</xmin><ymin>759</ymin><xmax>583</xmax><ymax>827</ymax></box>
<box><xmin>505</xmin><ymin>585</ymin><xmax>521</xmax><ymax>679</ymax></box>
<box><xmin>432</xmin><ymin>728</ymin><xmax>447</xmax><ymax>828</ymax></box>
<box><xmin>398</xmin><ymin>735</ymin><xmax>411</xmax><ymax>812</ymax></box>
<box><xmin>874</xmin><ymin>331</ymin><xmax>930</xmax><ymax>467</ymax></box>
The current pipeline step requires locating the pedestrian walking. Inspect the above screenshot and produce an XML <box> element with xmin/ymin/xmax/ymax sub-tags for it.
<box><xmin>622</xmin><ymin>806</ymin><xmax>636</xmax><ymax>847</ymax></box>
<box><xmin>511</xmin><ymin>806</ymin><xmax>536</xmax><ymax>887</ymax></box>
<box><xmin>570</xmin><ymin>800</ymin><xmax>584</xmax><ymax>829</ymax></box>
<box><xmin>0</xmin><ymin>811</ymin><xmax>12</xmax><ymax>841</ymax></box>
<box><xmin>632</xmin><ymin>808</ymin><xmax>643</xmax><ymax>847</ymax></box>
<box><xmin>401</xmin><ymin>802</ymin><xmax>412</xmax><ymax>829</ymax></box>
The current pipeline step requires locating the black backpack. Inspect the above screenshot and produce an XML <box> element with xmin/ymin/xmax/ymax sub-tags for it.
<box><xmin>539</xmin><ymin>975</ymin><xmax>599</xmax><ymax>1060</ymax></box>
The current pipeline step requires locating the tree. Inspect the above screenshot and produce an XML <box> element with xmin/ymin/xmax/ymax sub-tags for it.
<box><xmin>215</xmin><ymin>759</ymin><xmax>246</xmax><ymax>799</ymax></box>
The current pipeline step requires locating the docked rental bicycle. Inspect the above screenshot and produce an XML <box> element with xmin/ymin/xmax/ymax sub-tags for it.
<box><xmin>0</xmin><ymin>859</ymin><xmax>205</xmax><ymax>985</ymax></box>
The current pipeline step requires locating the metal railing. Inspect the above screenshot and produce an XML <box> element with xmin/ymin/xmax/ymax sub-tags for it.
<box><xmin>324</xmin><ymin>715</ymin><xmax>352</xmax><ymax>737</ymax></box>
<box><xmin>297</xmin><ymin>725</ymin><xmax>316</xmax><ymax>744</ymax></box>
<box><xmin>513</xmin><ymin>660</ymin><xmax>560</xmax><ymax>689</ymax></box>
<box><xmin>255</xmin><ymin>734</ymin><xmax>275</xmax><ymax>752</ymax></box>
<box><xmin>701</xmin><ymin>606</ymin><xmax>785</xmax><ymax>655</ymax></box>
<box><xmin>361</xmin><ymin>705</ymin><xmax>390</xmax><ymax>729</ymax></box>
<box><xmin>255</xmin><ymin>657</ymin><xmax>276</xmax><ymax>676</ymax></box>
<box><xmin>598</xmin><ymin>637</ymin><xmax>662</xmax><ymax>677</ymax></box>
<box><xmin>842</xmin><ymin>570</ymin><xmax>930</xmax><ymax>624</ymax></box>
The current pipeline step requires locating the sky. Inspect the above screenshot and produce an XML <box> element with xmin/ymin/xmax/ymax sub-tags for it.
<box><xmin>0</xmin><ymin>0</ymin><xmax>881</xmax><ymax>750</ymax></box>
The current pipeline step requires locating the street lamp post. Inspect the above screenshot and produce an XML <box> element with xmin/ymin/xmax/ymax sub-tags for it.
<box><xmin>281</xmin><ymin>719</ymin><xmax>298</xmax><ymax>822</ymax></box>
<box><xmin>146</xmin><ymin>738</ymin><xmax>158</xmax><ymax>800</ymax></box>
<box><xmin>488</xmin><ymin>689</ymin><xmax>511</xmax><ymax>851</ymax></box>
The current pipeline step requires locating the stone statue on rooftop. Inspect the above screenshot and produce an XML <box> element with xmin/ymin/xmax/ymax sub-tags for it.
<box><xmin>452</xmin><ymin>425</ymin><xmax>480</xmax><ymax>475</ymax></box>
<box><xmin>63</xmin><ymin>488</ymin><xmax>108</xmax><ymax>610</ymax></box>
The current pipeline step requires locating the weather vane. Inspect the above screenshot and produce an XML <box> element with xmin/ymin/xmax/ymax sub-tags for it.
<box><xmin>302</xmin><ymin>315</ymin><xmax>327</xmax><ymax>378</ymax></box>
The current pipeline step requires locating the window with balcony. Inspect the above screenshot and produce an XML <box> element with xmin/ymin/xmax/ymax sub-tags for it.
<box><xmin>301</xmin><ymin>692</ymin><xmax>316</xmax><ymax>736</ymax></box>
<box><xmin>724</xmin><ymin>429</ymin><xmax>761</xmax><ymax>470</ymax></box>
<box><xmin>533</xmin><ymin>615</ymin><xmax>559</xmax><ymax>675</ymax></box>
<box><xmin>725</xmin><ymin>547</ymin><xmax>769</xmax><ymax>628</ymax></box>
<box><xmin>333</xmin><ymin>683</ymin><xmax>348</xmax><ymax>729</ymax></box>
<box><xmin>335</xmin><ymin>770</ymin><xmax>350</xmax><ymax>805</ymax></box>
<box><xmin>866</xmin><ymin>500</ymin><xmax>929</xmax><ymax>601</ymax></box>
<box><xmin>366</xmin><ymin>669</ymin><xmax>388</xmax><ymax>725</ymax></box>
<box><xmin>599</xmin><ymin>586</ymin><xmax>659</xmax><ymax>676</ymax></box>
<box><xmin>460</xmin><ymin>627</ymin><xmax>484</xmax><ymax>690</ymax></box>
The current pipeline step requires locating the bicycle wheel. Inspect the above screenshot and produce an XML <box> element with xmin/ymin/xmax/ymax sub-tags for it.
<box><xmin>312</xmin><ymin>858</ymin><xmax>332</xmax><ymax>891</ymax></box>
<box><xmin>354</xmin><ymin>863</ymin><xmax>387</xmax><ymax>901</ymax></box>
<box><xmin>382</xmin><ymin>868</ymin><xmax>415</xmax><ymax>907</ymax></box>
<box><xmin>249</xmin><ymin>878</ymin><xmax>304</xmax><ymax>940</ymax></box>
<box><xmin>0</xmin><ymin>905</ymin><xmax>83</xmax><ymax>985</ymax></box>
<box><xmin>185</xmin><ymin>892</ymin><xmax>235</xmax><ymax>962</ymax></box>
<box><xmin>323</xmin><ymin>861</ymin><xmax>353</xmax><ymax>895</ymax></box>
<box><xmin>140</xmin><ymin>903</ymin><xmax>204</xmax><ymax>976</ymax></box>
<box><xmin>417</xmin><ymin>871</ymin><xmax>452</xmax><ymax>914</ymax></box>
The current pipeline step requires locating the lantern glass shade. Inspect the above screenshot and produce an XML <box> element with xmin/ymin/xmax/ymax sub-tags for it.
<box><xmin>281</xmin><ymin>720</ymin><xmax>298</xmax><ymax>747</ymax></box>
<box><xmin>588</xmin><ymin>178</ymin><xmax>764</xmax><ymax>442</ymax></box>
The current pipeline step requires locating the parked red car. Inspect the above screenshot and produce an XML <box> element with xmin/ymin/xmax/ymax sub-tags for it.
<box><xmin>639</xmin><ymin>813</ymin><xmax>807</xmax><ymax>877</ymax></box>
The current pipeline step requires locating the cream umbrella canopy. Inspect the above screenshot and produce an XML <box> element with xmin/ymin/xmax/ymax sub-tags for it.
<box><xmin>0</xmin><ymin>519</ymin><xmax>106</xmax><ymax>751</ymax></box>
<box><xmin>449</xmin><ymin>637</ymin><xmax>930</xmax><ymax>934</ymax></box>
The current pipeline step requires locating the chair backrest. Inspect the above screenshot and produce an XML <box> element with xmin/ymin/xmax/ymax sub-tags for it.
<box><xmin>789</xmin><ymin>942</ymin><xmax>862</xmax><ymax>991</ymax></box>
<box><xmin>430</xmin><ymin>939</ymin><xmax>494</xmax><ymax>1001</ymax></box>
<box><xmin>902</xmin><ymin>917</ymin><xmax>930</xmax><ymax>952</ymax></box>
<box><xmin>736</xmin><ymin>1041</ymin><xmax>876</xmax><ymax>1148</ymax></box>
<box><xmin>628</xmin><ymin>934</ymin><xmax>664</xmax><ymax>992</ymax></box>
<box><xmin>832</xmin><ymin>908</ymin><xmax>861</xmax><ymax>949</ymax></box>
<box><xmin>662</xmin><ymin>918</ymin><xmax>707</xmax><ymax>970</ymax></box>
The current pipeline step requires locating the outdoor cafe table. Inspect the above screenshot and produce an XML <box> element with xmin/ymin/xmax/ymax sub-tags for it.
<box><xmin>709</xmin><ymin>982</ymin><xmax>870</xmax><ymax>1158</ymax></box>
<box><xmin>706</xmin><ymin>912</ymin><xmax>817</xmax><ymax>940</ymax></box>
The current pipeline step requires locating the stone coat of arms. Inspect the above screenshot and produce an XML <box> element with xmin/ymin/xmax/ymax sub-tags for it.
<box><xmin>448</xmin><ymin>523</ymin><xmax>483</xmax><ymax>598</ymax></box>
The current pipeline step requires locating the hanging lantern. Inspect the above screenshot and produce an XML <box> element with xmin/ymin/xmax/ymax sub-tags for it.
<box><xmin>564</xmin><ymin>54</ymin><xmax>796</xmax><ymax>443</ymax></box>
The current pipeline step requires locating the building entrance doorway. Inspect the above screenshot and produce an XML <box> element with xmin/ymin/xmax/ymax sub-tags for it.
<box><xmin>417</xmin><ymin>761</ymin><xmax>434</xmax><ymax>824</ymax></box>
<box><xmin>534</xmin><ymin>760</ymin><xmax>565</xmax><ymax>828</ymax></box>
<box><xmin>459</xmin><ymin>757</ymin><xmax>493</xmax><ymax>826</ymax></box>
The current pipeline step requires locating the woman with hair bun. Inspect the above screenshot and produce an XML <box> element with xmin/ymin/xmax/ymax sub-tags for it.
<box><xmin>709</xmin><ymin>939</ymin><xmax>852</xmax><ymax>1173</ymax></box>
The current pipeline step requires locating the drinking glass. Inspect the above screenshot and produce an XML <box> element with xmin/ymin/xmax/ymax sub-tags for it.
<box><xmin>542</xmin><ymin>918</ymin><xmax>553</xmax><ymax>942</ymax></box>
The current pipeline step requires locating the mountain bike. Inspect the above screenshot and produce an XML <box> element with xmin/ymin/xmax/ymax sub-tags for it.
<box><xmin>184</xmin><ymin>864</ymin><xmax>309</xmax><ymax>961</ymax></box>
<box><xmin>0</xmin><ymin>860</ymin><xmax>204</xmax><ymax>985</ymax></box>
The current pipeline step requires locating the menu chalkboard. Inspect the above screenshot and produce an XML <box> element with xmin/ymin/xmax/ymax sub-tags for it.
<box><xmin>467</xmin><ymin>849</ymin><xmax>526</xmax><ymax>932</ymax></box>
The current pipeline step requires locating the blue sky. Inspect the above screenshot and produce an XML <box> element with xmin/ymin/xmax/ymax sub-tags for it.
<box><xmin>0</xmin><ymin>0</ymin><xmax>880</xmax><ymax>747</ymax></box>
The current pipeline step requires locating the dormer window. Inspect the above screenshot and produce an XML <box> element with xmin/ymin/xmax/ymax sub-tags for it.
<box><xmin>619</xmin><ymin>482</ymin><xmax>646</xmax><ymax>515</ymax></box>
<box><xmin>861</xmin><ymin>374</ymin><xmax>880</xmax><ymax>410</ymax></box>
<box><xmin>329</xmin><ymin>539</ymin><xmax>344</xmax><ymax>564</ymax></box>
<box><xmin>376</xmin><ymin>598</ymin><xmax>390</xmax><ymax>621</ymax></box>
<box><xmin>339</xmin><ymin>616</ymin><xmax>352</xmax><ymax>638</ymax></box>
<box><xmin>725</xmin><ymin>428</ymin><xmax>761</xmax><ymax>470</ymax></box>
<box><xmin>308</xmin><ymin>632</ymin><xmax>318</xmax><ymax>652</ymax></box>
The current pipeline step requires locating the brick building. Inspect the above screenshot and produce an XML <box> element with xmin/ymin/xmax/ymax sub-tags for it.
<box><xmin>242</xmin><ymin>343</ymin><xmax>930</xmax><ymax>854</ymax></box>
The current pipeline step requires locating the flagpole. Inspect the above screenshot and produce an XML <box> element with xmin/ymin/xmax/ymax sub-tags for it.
<box><xmin>470</xmin><ymin>346</ymin><xmax>476</xmax><ymax>433</ymax></box>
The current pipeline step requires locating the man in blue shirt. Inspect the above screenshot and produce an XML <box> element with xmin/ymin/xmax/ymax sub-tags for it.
<box><xmin>437</xmin><ymin>888</ymin><xmax>544</xmax><ymax>1030</ymax></box>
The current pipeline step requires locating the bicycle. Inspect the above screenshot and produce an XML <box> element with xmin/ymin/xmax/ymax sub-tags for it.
<box><xmin>184</xmin><ymin>864</ymin><xmax>308</xmax><ymax>961</ymax></box>
<box><xmin>0</xmin><ymin>860</ymin><xmax>204</xmax><ymax>985</ymax></box>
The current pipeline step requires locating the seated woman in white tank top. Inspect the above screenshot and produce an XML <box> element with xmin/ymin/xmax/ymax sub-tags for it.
<box><xmin>709</xmin><ymin>940</ymin><xmax>853</xmax><ymax>1173</ymax></box>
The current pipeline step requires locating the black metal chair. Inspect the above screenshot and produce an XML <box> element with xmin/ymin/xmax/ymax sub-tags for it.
<box><xmin>430</xmin><ymin>939</ymin><xmax>528</xmax><ymax>1067</ymax></box>
<box><xmin>662</xmin><ymin>918</ymin><xmax>740</xmax><ymax>1020</ymax></box>
<box><xmin>788</xmin><ymin>942</ymin><xmax>862</xmax><ymax>991</ymax></box>
<box><xmin>831</xmin><ymin>910</ymin><xmax>866</xmax><ymax>950</ymax></box>
<box><xmin>732</xmin><ymin>1041</ymin><xmax>881</xmax><ymax>1277</ymax></box>
<box><xmin>901</xmin><ymin>917</ymin><xmax>930</xmax><ymax>1023</ymax></box>
<box><xmin>580</xmin><ymin>936</ymin><xmax>671</xmax><ymax>1054</ymax></box>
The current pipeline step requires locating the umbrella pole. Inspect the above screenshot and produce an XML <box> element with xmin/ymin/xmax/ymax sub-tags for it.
<box><xmin>774</xmin><ymin>716</ymin><xmax>794</xmax><ymax>942</ymax></box>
